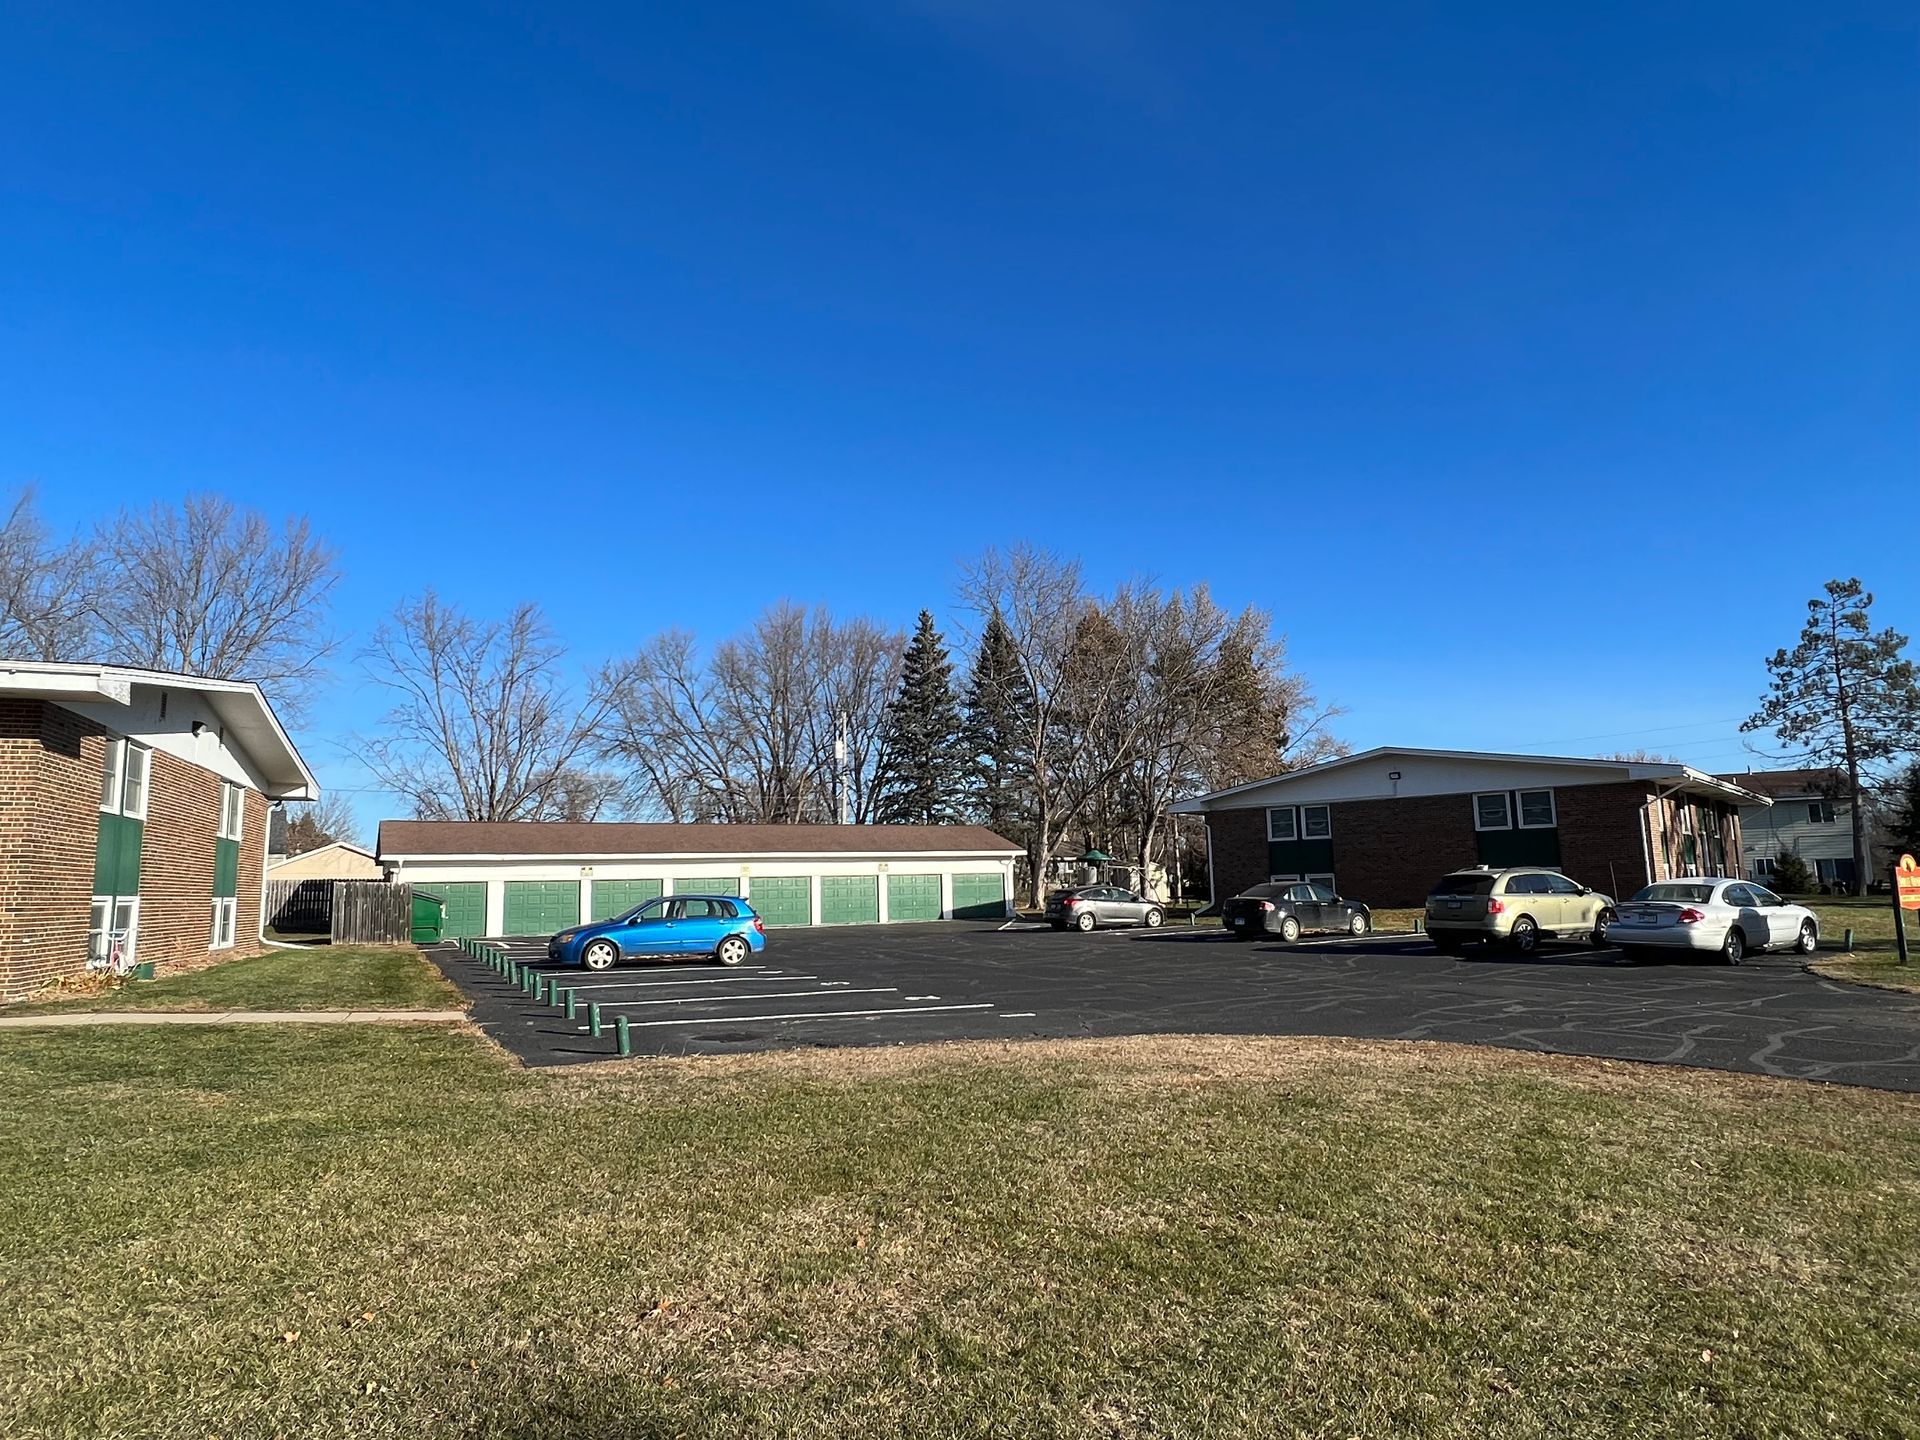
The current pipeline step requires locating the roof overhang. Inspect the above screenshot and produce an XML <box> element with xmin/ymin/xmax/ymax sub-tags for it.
<box><xmin>381</xmin><ymin>848</ymin><xmax>1020</xmax><ymax>864</ymax></box>
<box><xmin>0</xmin><ymin>660</ymin><xmax>319</xmax><ymax>801</ymax></box>
<box><xmin>1170</xmin><ymin>746</ymin><xmax>1772</xmax><ymax>812</ymax></box>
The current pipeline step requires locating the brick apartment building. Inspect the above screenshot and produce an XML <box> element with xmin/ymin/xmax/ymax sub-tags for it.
<box><xmin>1172</xmin><ymin>748</ymin><xmax>1769</xmax><ymax>908</ymax></box>
<box><xmin>0</xmin><ymin>662</ymin><xmax>317</xmax><ymax>999</ymax></box>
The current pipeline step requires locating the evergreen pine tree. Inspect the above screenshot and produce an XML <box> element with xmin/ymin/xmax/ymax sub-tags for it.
<box><xmin>1885</xmin><ymin>761</ymin><xmax>1920</xmax><ymax>862</ymax></box>
<box><xmin>960</xmin><ymin>609</ymin><xmax>1036</xmax><ymax>842</ymax></box>
<box><xmin>873</xmin><ymin>610</ymin><xmax>969</xmax><ymax>825</ymax></box>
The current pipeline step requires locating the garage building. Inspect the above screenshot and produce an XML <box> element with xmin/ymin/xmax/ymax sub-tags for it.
<box><xmin>375</xmin><ymin>821</ymin><xmax>1021</xmax><ymax>938</ymax></box>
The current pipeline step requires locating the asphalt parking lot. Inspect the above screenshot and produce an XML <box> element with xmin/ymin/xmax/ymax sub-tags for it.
<box><xmin>427</xmin><ymin>921</ymin><xmax>1920</xmax><ymax>1090</ymax></box>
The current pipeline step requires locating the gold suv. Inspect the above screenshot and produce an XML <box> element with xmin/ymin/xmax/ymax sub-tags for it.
<box><xmin>1424</xmin><ymin>866</ymin><xmax>1617</xmax><ymax>954</ymax></box>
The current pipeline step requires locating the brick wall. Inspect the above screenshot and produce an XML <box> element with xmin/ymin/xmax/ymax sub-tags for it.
<box><xmin>1326</xmin><ymin>793</ymin><xmax>1479</xmax><ymax>906</ymax></box>
<box><xmin>1551</xmin><ymin>781</ymin><xmax>1656</xmax><ymax>898</ymax></box>
<box><xmin>0</xmin><ymin>701</ymin><xmax>107</xmax><ymax>997</ymax></box>
<box><xmin>1202</xmin><ymin>781</ymin><xmax>1672</xmax><ymax>910</ymax></box>
<box><xmin>1203</xmin><ymin>807</ymin><xmax>1270</xmax><ymax>904</ymax></box>
<box><xmin>0</xmin><ymin>703</ymin><xmax>273</xmax><ymax>997</ymax></box>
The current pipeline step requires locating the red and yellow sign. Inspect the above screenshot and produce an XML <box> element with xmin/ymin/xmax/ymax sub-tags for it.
<box><xmin>1899</xmin><ymin>855</ymin><xmax>1920</xmax><ymax>912</ymax></box>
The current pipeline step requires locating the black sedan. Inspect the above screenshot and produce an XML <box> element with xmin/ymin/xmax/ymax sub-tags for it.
<box><xmin>1221</xmin><ymin>881</ymin><xmax>1371</xmax><ymax>941</ymax></box>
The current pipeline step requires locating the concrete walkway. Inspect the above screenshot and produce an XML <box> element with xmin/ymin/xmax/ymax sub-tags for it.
<box><xmin>0</xmin><ymin>1009</ymin><xmax>470</xmax><ymax>1028</ymax></box>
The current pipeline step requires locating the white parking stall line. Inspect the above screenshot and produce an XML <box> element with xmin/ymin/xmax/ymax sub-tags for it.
<box><xmin>547</xmin><ymin>973</ymin><xmax>814</xmax><ymax>992</ymax></box>
<box><xmin>597</xmin><ymin>987</ymin><xmax>898</xmax><ymax>1010</ymax></box>
<box><xmin>1000</xmin><ymin>1012</ymin><xmax>1037</xmax><ymax>1018</ymax></box>
<box><xmin>905</xmin><ymin>995</ymin><xmax>941</xmax><ymax>1001</ymax></box>
<box><xmin>611</xmin><ymin>1003</ymin><xmax>995</xmax><ymax>1030</ymax></box>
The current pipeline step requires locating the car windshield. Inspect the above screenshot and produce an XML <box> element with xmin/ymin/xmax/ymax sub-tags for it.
<box><xmin>1430</xmin><ymin>874</ymin><xmax>1495</xmax><ymax>897</ymax></box>
<box><xmin>1234</xmin><ymin>884</ymin><xmax>1285</xmax><ymax>900</ymax></box>
<box><xmin>1630</xmin><ymin>883</ymin><xmax>1716</xmax><ymax>904</ymax></box>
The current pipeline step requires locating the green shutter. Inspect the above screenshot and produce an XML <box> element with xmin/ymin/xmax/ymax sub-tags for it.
<box><xmin>672</xmin><ymin>876</ymin><xmax>740</xmax><ymax>896</ymax></box>
<box><xmin>417</xmin><ymin>882</ymin><xmax>487</xmax><ymax>939</ymax></box>
<box><xmin>1267</xmin><ymin>838</ymin><xmax>1335</xmax><ymax>878</ymax></box>
<box><xmin>93</xmin><ymin>813</ymin><xmax>143</xmax><ymax>896</ymax></box>
<box><xmin>748</xmin><ymin>875</ymin><xmax>811</xmax><ymax>927</ymax></box>
<box><xmin>887</xmin><ymin>873</ymin><xmax>942</xmax><ymax>922</ymax></box>
<box><xmin>213</xmin><ymin>838</ymin><xmax>240</xmax><ymax>899</ymax></box>
<box><xmin>503</xmin><ymin>881</ymin><xmax>581</xmax><ymax>935</ymax></box>
<box><xmin>950</xmin><ymin>873</ymin><xmax>1007</xmax><ymax>921</ymax></box>
<box><xmin>819</xmin><ymin>875</ymin><xmax>880</xmax><ymax>925</ymax></box>
<box><xmin>589</xmin><ymin>878</ymin><xmax>662</xmax><ymax>921</ymax></box>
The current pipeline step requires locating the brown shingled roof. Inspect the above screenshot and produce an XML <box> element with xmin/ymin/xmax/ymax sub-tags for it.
<box><xmin>1712</xmin><ymin>767</ymin><xmax>1845</xmax><ymax>799</ymax></box>
<box><xmin>377</xmin><ymin>821</ymin><xmax>1021</xmax><ymax>858</ymax></box>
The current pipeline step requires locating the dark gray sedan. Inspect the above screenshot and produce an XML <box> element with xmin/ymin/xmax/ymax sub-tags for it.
<box><xmin>1046</xmin><ymin>885</ymin><xmax>1166</xmax><ymax>932</ymax></box>
<box><xmin>1222</xmin><ymin>881</ymin><xmax>1372</xmax><ymax>941</ymax></box>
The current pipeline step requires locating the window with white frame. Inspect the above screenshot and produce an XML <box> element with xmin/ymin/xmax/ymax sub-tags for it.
<box><xmin>1266</xmin><ymin>806</ymin><xmax>1297</xmax><ymax>842</ymax></box>
<box><xmin>88</xmin><ymin>896</ymin><xmax>139</xmax><ymax>967</ymax></box>
<box><xmin>1305</xmin><ymin>873</ymin><xmax>1337</xmax><ymax>894</ymax></box>
<box><xmin>122</xmin><ymin>744</ymin><xmax>150</xmax><ymax>820</ymax></box>
<box><xmin>1473</xmin><ymin>792</ymin><xmax>1512</xmax><ymax>830</ymax></box>
<box><xmin>210</xmin><ymin>896</ymin><xmax>237</xmax><ymax>949</ymax></box>
<box><xmin>98</xmin><ymin>739</ymin><xmax>151</xmax><ymax>819</ymax></box>
<box><xmin>218</xmin><ymin>782</ymin><xmax>245</xmax><ymax>841</ymax></box>
<box><xmin>1517</xmin><ymin>789</ymin><xmax>1556</xmax><ymax>829</ymax></box>
<box><xmin>1807</xmin><ymin>800</ymin><xmax>1836</xmax><ymax>825</ymax></box>
<box><xmin>1751</xmin><ymin>856</ymin><xmax>1776</xmax><ymax>879</ymax></box>
<box><xmin>100</xmin><ymin>738</ymin><xmax>125</xmax><ymax>811</ymax></box>
<box><xmin>1301</xmin><ymin>805</ymin><xmax>1331</xmax><ymax>840</ymax></box>
<box><xmin>1268</xmin><ymin>873</ymin><xmax>1302</xmax><ymax>884</ymax></box>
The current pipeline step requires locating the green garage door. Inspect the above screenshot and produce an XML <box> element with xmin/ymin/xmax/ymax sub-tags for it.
<box><xmin>820</xmin><ymin>875</ymin><xmax>880</xmax><ymax>926</ymax></box>
<box><xmin>749</xmin><ymin>875</ymin><xmax>811</xmax><ymax>927</ymax></box>
<box><xmin>887</xmin><ymin>873</ymin><xmax>942</xmax><ymax>922</ymax></box>
<box><xmin>951</xmin><ymin>873</ymin><xmax>1007</xmax><ymax>921</ymax></box>
<box><xmin>419</xmin><ymin>881</ymin><xmax>486</xmax><ymax>940</ymax></box>
<box><xmin>503</xmin><ymin>880</ymin><xmax>581</xmax><ymax>936</ymax></box>
<box><xmin>672</xmin><ymin>875</ymin><xmax>739</xmax><ymax>896</ymax></box>
<box><xmin>589</xmin><ymin>878</ymin><xmax>661</xmax><ymax>921</ymax></box>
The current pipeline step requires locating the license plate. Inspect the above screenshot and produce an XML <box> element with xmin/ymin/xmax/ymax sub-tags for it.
<box><xmin>1230</xmin><ymin>917</ymin><xmax>1245</xmax><ymax>927</ymax></box>
<box><xmin>1446</xmin><ymin>900</ymin><xmax>1462</xmax><ymax>910</ymax></box>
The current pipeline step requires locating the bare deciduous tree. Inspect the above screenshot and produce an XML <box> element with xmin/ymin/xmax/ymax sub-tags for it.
<box><xmin>281</xmin><ymin>792</ymin><xmax>364</xmax><ymax>853</ymax></box>
<box><xmin>94</xmin><ymin>494</ymin><xmax>340</xmax><ymax>719</ymax></box>
<box><xmin>360</xmin><ymin>592</ymin><xmax>608</xmax><ymax>821</ymax></box>
<box><xmin>0</xmin><ymin>487</ymin><xmax>99</xmax><ymax>660</ymax></box>
<box><xmin>596</xmin><ymin>604</ymin><xmax>904</xmax><ymax>823</ymax></box>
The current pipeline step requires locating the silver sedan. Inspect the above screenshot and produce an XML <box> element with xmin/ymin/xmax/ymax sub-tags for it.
<box><xmin>1045</xmin><ymin>885</ymin><xmax>1167</xmax><ymax>932</ymax></box>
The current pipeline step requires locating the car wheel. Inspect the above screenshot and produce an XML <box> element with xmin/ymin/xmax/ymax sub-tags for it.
<box><xmin>1142</xmin><ymin>907</ymin><xmax>1164</xmax><ymax>928</ymax></box>
<box><xmin>1509</xmin><ymin>917</ymin><xmax>1539</xmax><ymax>955</ymax></box>
<box><xmin>1591</xmin><ymin>907</ymin><xmax>1616</xmax><ymax>947</ymax></box>
<box><xmin>1075</xmin><ymin>910</ymin><xmax>1097</xmax><ymax>932</ymax></box>
<box><xmin>582</xmin><ymin>939</ymin><xmax>618</xmax><ymax>972</ymax></box>
<box><xmin>1795</xmin><ymin>920</ymin><xmax>1818</xmax><ymax>955</ymax></box>
<box><xmin>1720</xmin><ymin>927</ymin><xmax>1744</xmax><ymax>966</ymax></box>
<box><xmin>1278</xmin><ymin>915</ymin><xmax>1302</xmax><ymax>943</ymax></box>
<box><xmin>714</xmin><ymin>935</ymin><xmax>750</xmax><ymax>967</ymax></box>
<box><xmin>1348</xmin><ymin>912</ymin><xmax>1370</xmax><ymax>936</ymax></box>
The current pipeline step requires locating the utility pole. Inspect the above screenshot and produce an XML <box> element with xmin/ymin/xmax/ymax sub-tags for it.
<box><xmin>834</xmin><ymin>710</ymin><xmax>850</xmax><ymax>825</ymax></box>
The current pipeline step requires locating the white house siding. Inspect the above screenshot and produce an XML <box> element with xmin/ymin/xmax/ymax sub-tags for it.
<box><xmin>384</xmin><ymin>853</ymin><xmax>1018</xmax><ymax>935</ymax></box>
<box><xmin>1201</xmin><ymin>754</ymin><xmax>1666</xmax><ymax>809</ymax></box>
<box><xmin>54</xmin><ymin>686</ymin><xmax>282</xmax><ymax>798</ymax></box>
<box><xmin>1738</xmin><ymin>799</ymin><xmax>1856</xmax><ymax>881</ymax></box>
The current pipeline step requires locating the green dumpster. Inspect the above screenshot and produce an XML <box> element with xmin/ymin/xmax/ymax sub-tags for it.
<box><xmin>410</xmin><ymin>891</ymin><xmax>448</xmax><ymax>945</ymax></box>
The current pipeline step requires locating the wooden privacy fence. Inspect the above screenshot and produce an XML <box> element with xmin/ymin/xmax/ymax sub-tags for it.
<box><xmin>265</xmin><ymin>879</ymin><xmax>418</xmax><ymax>945</ymax></box>
<box><xmin>265</xmin><ymin>878</ymin><xmax>332</xmax><ymax>935</ymax></box>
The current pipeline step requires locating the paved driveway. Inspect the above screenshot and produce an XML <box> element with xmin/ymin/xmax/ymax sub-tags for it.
<box><xmin>428</xmin><ymin>922</ymin><xmax>1920</xmax><ymax>1089</ymax></box>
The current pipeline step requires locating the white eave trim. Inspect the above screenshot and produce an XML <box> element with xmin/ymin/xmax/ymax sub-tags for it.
<box><xmin>1170</xmin><ymin>746</ymin><xmax>1772</xmax><ymax>812</ymax></box>
<box><xmin>0</xmin><ymin>659</ymin><xmax>319</xmax><ymax>802</ymax></box>
<box><xmin>379</xmin><ymin>848</ymin><xmax>1024</xmax><ymax>864</ymax></box>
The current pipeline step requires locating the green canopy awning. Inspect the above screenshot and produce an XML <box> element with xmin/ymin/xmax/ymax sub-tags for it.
<box><xmin>1078</xmin><ymin>848</ymin><xmax>1114</xmax><ymax>863</ymax></box>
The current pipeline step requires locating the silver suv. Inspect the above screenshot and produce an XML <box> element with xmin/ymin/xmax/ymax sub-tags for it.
<box><xmin>1425</xmin><ymin>866</ymin><xmax>1616</xmax><ymax>954</ymax></box>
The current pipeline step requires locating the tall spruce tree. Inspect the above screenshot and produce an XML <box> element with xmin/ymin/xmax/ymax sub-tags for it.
<box><xmin>1743</xmin><ymin>578</ymin><xmax>1920</xmax><ymax>894</ymax></box>
<box><xmin>873</xmin><ymin>611</ymin><xmax>968</xmax><ymax>825</ymax></box>
<box><xmin>961</xmin><ymin>608</ymin><xmax>1036</xmax><ymax>843</ymax></box>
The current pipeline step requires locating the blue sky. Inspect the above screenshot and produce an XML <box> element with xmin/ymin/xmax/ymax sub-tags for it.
<box><xmin>3</xmin><ymin>2</ymin><xmax>1915</xmax><ymax>830</ymax></box>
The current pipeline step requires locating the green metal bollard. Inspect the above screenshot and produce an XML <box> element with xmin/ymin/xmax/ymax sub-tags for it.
<box><xmin>565</xmin><ymin>989</ymin><xmax>578</xmax><ymax>1019</ymax></box>
<box><xmin>1844</xmin><ymin>928</ymin><xmax>1854</xmax><ymax>952</ymax></box>
<box><xmin>616</xmin><ymin>1016</ymin><xmax>633</xmax><ymax>1057</ymax></box>
<box><xmin>589</xmin><ymin>1002</ymin><xmax>604</xmax><ymax>1038</ymax></box>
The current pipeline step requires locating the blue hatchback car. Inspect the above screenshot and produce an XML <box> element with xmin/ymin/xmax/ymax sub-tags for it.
<box><xmin>547</xmin><ymin>895</ymin><xmax>767</xmax><ymax>970</ymax></box>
